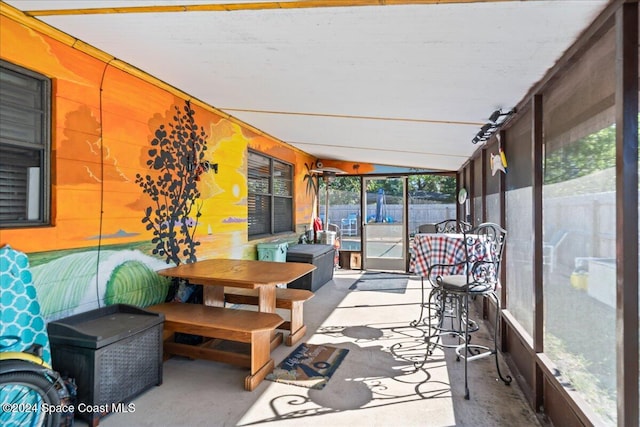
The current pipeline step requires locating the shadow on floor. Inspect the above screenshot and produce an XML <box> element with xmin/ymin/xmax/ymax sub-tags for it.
<box><xmin>77</xmin><ymin>270</ymin><xmax>544</xmax><ymax>427</ymax></box>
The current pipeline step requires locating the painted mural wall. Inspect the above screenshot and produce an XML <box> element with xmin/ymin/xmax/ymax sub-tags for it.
<box><xmin>0</xmin><ymin>10</ymin><xmax>318</xmax><ymax>322</ymax></box>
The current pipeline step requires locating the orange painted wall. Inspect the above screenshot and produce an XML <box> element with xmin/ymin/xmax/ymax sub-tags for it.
<box><xmin>0</xmin><ymin>14</ymin><xmax>317</xmax><ymax>255</ymax></box>
<box><xmin>0</xmin><ymin>11</ymin><xmax>318</xmax><ymax>320</ymax></box>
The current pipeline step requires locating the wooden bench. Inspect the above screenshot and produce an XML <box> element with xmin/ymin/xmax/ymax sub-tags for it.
<box><xmin>146</xmin><ymin>302</ymin><xmax>283</xmax><ymax>391</ymax></box>
<box><xmin>224</xmin><ymin>287</ymin><xmax>314</xmax><ymax>347</ymax></box>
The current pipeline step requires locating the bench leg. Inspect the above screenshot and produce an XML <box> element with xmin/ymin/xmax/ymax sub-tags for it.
<box><xmin>245</xmin><ymin>329</ymin><xmax>274</xmax><ymax>391</ymax></box>
<box><xmin>285</xmin><ymin>300</ymin><xmax>307</xmax><ymax>346</ymax></box>
<box><xmin>286</xmin><ymin>325</ymin><xmax>307</xmax><ymax>347</ymax></box>
<box><xmin>161</xmin><ymin>330</ymin><xmax>176</xmax><ymax>361</ymax></box>
<box><xmin>270</xmin><ymin>332</ymin><xmax>284</xmax><ymax>352</ymax></box>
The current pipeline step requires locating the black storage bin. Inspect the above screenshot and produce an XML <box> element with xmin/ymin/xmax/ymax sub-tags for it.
<box><xmin>47</xmin><ymin>304</ymin><xmax>164</xmax><ymax>426</ymax></box>
<box><xmin>286</xmin><ymin>244</ymin><xmax>335</xmax><ymax>291</ymax></box>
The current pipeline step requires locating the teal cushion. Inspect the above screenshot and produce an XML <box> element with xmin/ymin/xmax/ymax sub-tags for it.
<box><xmin>0</xmin><ymin>245</ymin><xmax>51</xmax><ymax>365</ymax></box>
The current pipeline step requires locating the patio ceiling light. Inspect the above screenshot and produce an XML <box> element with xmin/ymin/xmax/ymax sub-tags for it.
<box><xmin>472</xmin><ymin>108</ymin><xmax>516</xmax><ymax>145</ymax></box>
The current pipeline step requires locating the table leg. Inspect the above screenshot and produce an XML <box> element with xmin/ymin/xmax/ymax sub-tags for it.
<box><xmin>256</xmin><ymin>286</ymin><xmax>276</xmax><ymax>313</ymax></box>
<box><xmin>257</xmin><ymin>286</ymin><xmax>283</xmax><ymax>349</ymax></box>
<box><xmin>203</xmin><ymin>286</ymin><xmax>225</xmax><ymax>307</ymax></box>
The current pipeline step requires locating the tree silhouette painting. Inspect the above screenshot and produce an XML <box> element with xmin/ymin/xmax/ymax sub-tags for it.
<box><xmin>136</xmin><ymin>101</ymin><xmax>208</xmax><ymax>266</ymax></box>
<box><xmin>303</xmin><ymin>161</ymin><xmax>319</xmax><ymax>197</ymax></box>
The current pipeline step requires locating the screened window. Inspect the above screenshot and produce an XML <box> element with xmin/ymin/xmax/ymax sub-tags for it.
<box><xmin>542</xmin><ymin>25</ymin><xmax>616</xmax><ymax>425</ymax></box>
<box><xmin>472</xmin><ymin>156</ymin><xmax>483</xmax><ymax>225</ymax></box>
<box><xmin>0</xmin><ymin>61</ymin><xmax>50</xmax><ymax>227</ymax></box>
<box><xmin>247</xmin><ymin>150</ymin><xmax>293</xmax><ymax>237</ymax></box>
<box><xmin>504</xmin><ymin>106</ymin><xmax>534</xmax><ymax>337</ymax></box>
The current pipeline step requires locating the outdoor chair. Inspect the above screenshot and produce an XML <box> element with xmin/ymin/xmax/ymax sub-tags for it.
<box><xmin>340</xmin><ymin>213</ymin><xmax>358</xmax><ymax>236</ymax></box>
<box><xmin>411</xmin><ymin>222</ymin><xmax>439</xmax><ymax>322</ymax></box>
<box><xmin>417</xmin><ymin>223</ymin><xmax>438</xmax><ymax>233</ymax></box>
<box><xmin>435</xmin><ymin>219</ymin><xmax>472</xmax><ymax>233</ymax></box>
<box><xmin>421</xmin><ymin>222</ymin><xmax>512</xmax><ymax>399</ymax></box>
<box><xmin>412</xmin><ymin>220</ymin><xmax>470</xmax><ymax>326</ymax></box>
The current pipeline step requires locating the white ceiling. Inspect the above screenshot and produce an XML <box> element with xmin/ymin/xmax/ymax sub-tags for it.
<box><xmin>4</xmin><ymin>0</ymin><xmax>610</xmax><ymax>171</ymax></box>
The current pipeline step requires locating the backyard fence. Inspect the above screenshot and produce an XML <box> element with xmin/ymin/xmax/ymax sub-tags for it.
<box><xmin>320</xmin><ymin>203</ymin><xmax>457</xmax><ymax>236</ymax></box>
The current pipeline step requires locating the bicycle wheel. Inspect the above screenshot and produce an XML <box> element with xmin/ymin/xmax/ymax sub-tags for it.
<box><xmin>0</xmin><ymin>371</ymin><xmax>61</xmax><ymax>427</ymax></box>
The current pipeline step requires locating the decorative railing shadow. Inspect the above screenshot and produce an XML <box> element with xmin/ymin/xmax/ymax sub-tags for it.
<box><xmin>315</xmin><ymin>322</ymin><xmax>426</xmax><ymax>345</ymax></box>
<box><xmin>237</xmin><ymin>323</ymin><xmax>452</xmax><ymax>426</ymax></box>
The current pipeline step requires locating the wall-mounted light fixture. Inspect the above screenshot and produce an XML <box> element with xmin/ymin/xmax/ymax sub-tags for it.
<box><xmin>472</xmin><ymin>108</ymin><xmax>516</xmax><ymax>144</ymax></box>
<box><xmin>488</xmin><ymin>108</ymin><xmax>514</xmax><ymax>124</ymax></box>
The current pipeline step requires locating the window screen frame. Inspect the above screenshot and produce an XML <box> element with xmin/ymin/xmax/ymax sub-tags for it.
<box><xmin>247</xmin><ymin>149</ymin><xmax>294</xmax><ymax>238</ymax></box>
<box><xmin>0</xmin><ymin>60</ymin><xmax>51</xmax><ymax>228</ymax></box>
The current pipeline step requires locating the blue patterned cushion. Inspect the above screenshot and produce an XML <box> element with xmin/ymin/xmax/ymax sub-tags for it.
<box><xmin>0</xmin><ymin>245</ymin><xmax>51</xmax><ymax>365</ymax></box>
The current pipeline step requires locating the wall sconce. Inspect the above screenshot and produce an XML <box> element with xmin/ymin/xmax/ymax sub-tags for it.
<box><xmin>472</xmin><ymin>108</ymin><xmax>516</xmax><ymax>144</ymax></box>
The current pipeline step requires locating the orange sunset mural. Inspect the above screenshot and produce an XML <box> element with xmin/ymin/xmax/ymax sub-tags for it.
<box><xmin>0</xmin><ymin>10</ymin><xmax>318</xmax><ymax>321</ymax></box>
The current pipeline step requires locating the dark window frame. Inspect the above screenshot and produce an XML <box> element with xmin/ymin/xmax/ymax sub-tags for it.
<box><xmin>0</xmin><ymin>60</ymin><xmax>51</xmax><ymax>228</ymax></box>
<box><xmin>247</xmin><ymin>150</ymin><xmax>293</xmax><ymax>238</ymax></box>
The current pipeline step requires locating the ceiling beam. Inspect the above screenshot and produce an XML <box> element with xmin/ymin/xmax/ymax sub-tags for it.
<box><xmin>25</xmin><ymin>0</ymin><xmax>520</xmax><ymax>17</ymax></box>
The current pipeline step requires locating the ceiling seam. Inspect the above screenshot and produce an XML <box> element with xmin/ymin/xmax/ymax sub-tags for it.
<box><xmin>220</xmin><ymin>108</ymin><xmax>484</xmax><ymax>126</ymax></box>
<box><xmin>288</xmin><ymin>141</ymin><xmax>469</xmax><ymax>158</ymax></box>
<box><xmin>24</xmin><ymin>0</ymin><xmax>520</xmax><ymax>17</ymax></box>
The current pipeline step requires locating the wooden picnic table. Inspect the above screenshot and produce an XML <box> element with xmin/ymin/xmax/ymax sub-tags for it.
<box><xmin>157</xmin><ymin>258</ymin><xmax>316</xmax><ymax>346</ymax></box>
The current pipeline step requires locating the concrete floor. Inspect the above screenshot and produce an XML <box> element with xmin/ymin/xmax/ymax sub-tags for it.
<box><xmin>81</xmin><ymin>270</ymin><xmax>544</xmax><ymax>427</ymax></box>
